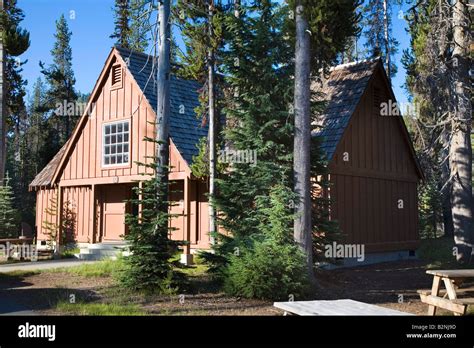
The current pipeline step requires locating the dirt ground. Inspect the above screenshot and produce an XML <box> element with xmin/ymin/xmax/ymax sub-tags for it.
<box><xmin>1</xmin><ymin>259</ymin><xmax>472</xmax><ymax>315</ymax></box>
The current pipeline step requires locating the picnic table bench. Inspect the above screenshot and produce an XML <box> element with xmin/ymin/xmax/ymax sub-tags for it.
<box><xmin>273</xmin><ymin>299</ymin><xmax>413</xmax><ymax>316</ymax></box>
<box><xmin>418</xmin><ymin>269</ymin><xmax>474</xmax><ymax>316</ymax></box>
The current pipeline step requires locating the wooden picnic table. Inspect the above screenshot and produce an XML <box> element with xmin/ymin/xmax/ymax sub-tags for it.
<box><xmin>418</xmin><ymin>269</ymin><xmax>474</xmax><ymax>316</ymax></box>
<box><xmin>274</xmin><ymin>299</ymin><xmax>413</xmax><ymax>316</ymax></box>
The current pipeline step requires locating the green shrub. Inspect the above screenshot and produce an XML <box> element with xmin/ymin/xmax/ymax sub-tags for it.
<box><xmin>222</xmin><ymin>184</ymin><xmax>310</xmax><ymax>300</ymax></box>
<box><xmin>223</xmin><ymin>238</ymin><xmax>309</xmax><ymax>300</ymax></box>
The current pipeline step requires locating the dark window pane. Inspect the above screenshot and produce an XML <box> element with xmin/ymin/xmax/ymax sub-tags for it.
<box><xmin>105</xmin><ymin>146</ymin><xmax>110</xmax><ymax>155</ymax></box>
<box><xmin>118</xmin><ymin>123</ymin><xmax>123</xmax><ymax>132</ymax></box>
<box><xmin>111</xmin><ymin>135</ymin><xmax>116</xmax><ymax>144</ymax></box>
<box><xmin>124</xmin><ymin>122</ymin><xmax>129</xmax><ymax>132</ymax></box>
<box><xmin>124</xmin><ymin>144</ymin><xmax>129</xmax><ymax>152</ymax></box>
<box><xmin>111</xmin><ymin>124</ymin><xmax>116</xmax><ymax>133</ymax></box>
<box><xmin>118</xmin><ymin>134</ymin><xmax>123</xmax><ymax>143</ymax></box>
<box><xmin>105</xmin><ymin>136</ymin><xmax>110</xmax><ymax>145</ymax></box>
<box><xmin>111</xmin><ymin>156</ymin><xmax>116</xmax><ymax>164</ymax></box>
<box><xmin>111</xmin><ymin>145</ymin><xmax>116</xmax><ymax>154</ymax></box>
<box><xmin>124</xmin><ymin>133</ymin><xmax>129</xmax><ymax>142</ymax></box>
<box><xmin>117</xmin><ymin>155</ymin><xmax>123</xmax><ymax>164</ymax></box>
<box><xmin>117</xmin><ymin>144</ymin><xmax>122</xmax><ymax>153</ymax></box>
<box><xmin>104</xmin><ymin>156</ymin><xmax>110</xmax><ymax>165</ymax></box>
<box><xmin>105</xmin><ymin>125</ymin><xmax>110</xmax><ymax>134</ymax></box>
<box><xmin>123</xmin><ymin>154</ymin><xmax>129</xmax><ymax>163</ymax></box>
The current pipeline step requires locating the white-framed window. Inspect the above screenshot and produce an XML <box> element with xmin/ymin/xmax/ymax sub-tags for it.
<box><xmin>103</xmin><ymin>120</ymin><xmax>130</xmax><ymax>166</ymax></box>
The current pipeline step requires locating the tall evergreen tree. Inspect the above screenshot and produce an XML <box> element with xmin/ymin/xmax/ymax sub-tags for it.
<box><xmin>129</xmin><ymin>0</ymin><xmax>150</xmax><ymax>52</ymax></box>
<box><xmin>404</xmin><ymin>0</ymin><xmax>472</xmax><ymax>263</ymax></box>
<box><xmin>175</xmin><ymin>0</ymin><xmax>229</xmax><ymax>243</ymax></box>
<box><xmin>0</xmin><ymin>0</ymin><xmax>29</xmax><ymax>182</ymax></box>
<box><xmin>362</xmin><ymin>0</ymin><xmax>399</xmax><ymax>79</ymax></box>
<box><xmin>288</xmin><ymin>0</ymin><xmax>359</xmax><ymax>285</ymax></box>
<box><xmin>208</xmin><ymin>1</ymin><xmax>295</xmax><ymax>265</ymax></box>
<box><xmin>40</xmin><ymin>14</ymin><xmax>78</xmax><ymax>155</ymax></box>
<box><xmin>0</xmin><ymin>173</ymin><xmax>18</xmax><ymax>238</ymax></box>
<box><xmin>449</xmin><ymin>0</ymin><xmax>472</xmax><ymax>263</ymax></box>
<box><xmin>111</xmin><ymin>0</ymin><xmax>131</xmax><ymax>48</ymax></box>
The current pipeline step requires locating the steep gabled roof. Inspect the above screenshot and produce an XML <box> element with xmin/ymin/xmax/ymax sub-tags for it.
<box><xmin>30</xmin><ymin>47</ymin><xmax>207</xmax><ymax>189</ymax></box>
<box><xmin>312</xmin><ymin>59</ymin><xmax>379</xmax><ymax>160</ymax></box>
<box><xmin>115</xmin><ymin>46</ymin><xmax>207</xmax><ymax>164</ymax></box>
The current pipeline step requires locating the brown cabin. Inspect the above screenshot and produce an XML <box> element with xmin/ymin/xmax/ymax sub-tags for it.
<box><xmin>313</xmin><ymin>59</ymin><xmax>423</xmax><ymax>255</ymax></box>
<box><xmin>30</xmin><ymin>48</ymin><xmax>422</xmax><ymax>261</ymax></box>
<box><xmin>30</xmin><ymin>47</ymin><xmax>211</xmax><ymax>260</ymax></box>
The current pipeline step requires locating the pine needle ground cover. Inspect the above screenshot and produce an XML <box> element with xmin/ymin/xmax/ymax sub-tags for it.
<box><xmin>1</xmin><ymin>238</ymin><xmax>472</xmax><ymax>316</ymax></box>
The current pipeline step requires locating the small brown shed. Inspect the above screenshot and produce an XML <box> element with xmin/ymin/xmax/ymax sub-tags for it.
<box><xmin>30</xmin><ymin>49</ymin><xmax>422</xmax><ymax>259</ymax></box>
<box><xmin>313</xmin><ymin>59</ymin><xmax>423</xmax><ymax>254</ymax></box>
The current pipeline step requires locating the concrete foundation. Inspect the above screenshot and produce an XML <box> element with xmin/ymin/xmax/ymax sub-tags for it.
<box><xmin>316</xmin><ymin>249</ymin><xmax>418</xmax><ymax>270</ymax></box>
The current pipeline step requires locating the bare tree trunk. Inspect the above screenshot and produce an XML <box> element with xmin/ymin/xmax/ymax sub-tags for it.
<box><xmin>383</xmin><ymin>0</ymin><xmax>390</xmax><ymax>81</ymax></box>
<box><xmin>208</xmin><ymin>0</ymin><xmax>216</xmax><ymax>243</ymax></box>
<box><xmin>156</xmin><ymin>0</ymin><xmax>171</xmax><ymax>200</ymax></box>
<box><xmin>0</xmin><ymin>0</ymin><xmax>6</xmax><ymax>184</ymax></box>
<box><xmin>440</xmin><ymin>131</ymin><xmax>454</xmax><ymax>237</ymax></box>
<box><xmin>450</xmin><ymin>0</ymin><xmax>473</xmax><ymax>264</ymax></box>
<box><xmin>293</xmin><ymin>2</ymin><xmax>315</xmax><ymax>286</ymax></box>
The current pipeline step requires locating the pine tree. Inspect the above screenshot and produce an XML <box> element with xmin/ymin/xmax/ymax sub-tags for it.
<box><xmin>0</xmin><ymin>0</ymin><xmax>29</xmax><ymax>182</ymax></box>
<box><xmin>40</xmin><ymin>14</ymin><xmax>78</xmax><ymax>153</ymax></box>
<box><xmin>129</xmin><ymin>0</ymin><xmax>150</xmax><ymax>52</ymax></box>
<box><xmin>175</xmin><ymin>0</ymin><xmax>230</xmax><ymax>242</ymax></box>
<box><xmin>362</xmin><ymin>0</ymin><xmax>399</xmax><ymax>79</ymax></box>
<box><xmin>207</xmin><ymin>1</ymin><xmax>296</xmax><ymax>272</ymax></box>
<box><xmin>111</xmin><ymin>0</ymin><xmax>131</xmax><ymax>48</ymax></box>
<box><xmin>0</xmin><ymin>173</ymin><xmax>19</xmax><ymax>238</ymax></box>
<box><xmin>404</xmin><ymin>0</ymin><xmax>473</xmax><ymax>263</ymax></box>
<box><xmin>121</xmin><ymin>139</ymin><xmax>183</xmax><ymax>292</ymax></box>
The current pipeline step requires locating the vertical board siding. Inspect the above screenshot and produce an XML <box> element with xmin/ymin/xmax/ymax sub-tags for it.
<box><xmin>58</xmin><ymin>57</ymin><xmax>186</xmax><ymax>183</ymax></box>
<box><xmin>36</xmin><ymin>188</ymin><xmax>58</xmax><ymax>240</ymax></box>
<box><xmin>330</xmin><ymin>175</ymin><xmax>418</xmax><ymax>250</ymax></box>
<box><xmin>327</xmin><ymin>72</ymin><xmax>420</xmax><ymax>252</ymax></box>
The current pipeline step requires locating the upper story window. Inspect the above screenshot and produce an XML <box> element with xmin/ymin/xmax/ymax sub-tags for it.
<box><xmin>111</xmin><ymin>64</ymin><xmax>123</xmax><ymax>89</ymax></box>
<box><xmin>103</xmin><ymin>121</ymin><xmax>130</xmax><ymax>166</ymax></box>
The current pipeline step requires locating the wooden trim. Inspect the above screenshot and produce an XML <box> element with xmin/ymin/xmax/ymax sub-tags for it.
<box><xmin>329</xmin><ymin>166</ymin><xmax>419</xmax><ymax>183</ymax></box>
<box><xmin>364</xmin><ymin>240</ymin><xmax>420</xmax><ymax>253</ymax></box>
<box><xmin>91</xmin><ymin>184</ymin><xmax>97</xmax><ymax>243</ymax></box>
<box><xmin>183</xmin><ymin>177</ymin><xmax>191</xmax><ymax>255</ymax></box>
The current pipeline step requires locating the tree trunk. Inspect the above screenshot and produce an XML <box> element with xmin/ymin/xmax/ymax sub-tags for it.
<box><xmin>449</xmin><ymin>0</ymin><xmax>473</xmax><ymax>264</ymax></box>
<box><xmin>208</xmin><ymin>1</ymin><xmax>216</xmax><ymax>243</ymax></box>
<box><xmin>156</xmin><ymin>0</ymin><xmax>171</xmax><ymax>202</ymax></box>
<box><xmin>383</xmin><ymin>0</ymin><xmax>390</xmax><ymax>81</ymax></box>
<box><xmin>440</xmin><ymin>136</ymin><xmax>454</xmax><ymax>237</ymax></box>
<box><xmin>293</xmin><ymin>2</ymin><xmax>315</xmax><ymax>286</ymax></box>
<box><xmin>0</xmin><ymin>0</ymin><xmax>6</xmax><ymax>184</ymax></box>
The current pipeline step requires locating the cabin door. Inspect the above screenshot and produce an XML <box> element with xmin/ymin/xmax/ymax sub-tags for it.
<box><xmin>100</xmin><ymin>184</ymin><xmax>130</xmax><ymax>241</ymax></box>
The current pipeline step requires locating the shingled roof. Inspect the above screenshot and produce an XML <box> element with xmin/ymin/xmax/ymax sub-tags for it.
<box><xmin>312</xmin><ymin>59</ymin><xmax>380</xmax><ymax>160</ymax></box>
<box><xmin>29</xmin><ymin>141</ymin><xmax>69</xmax><ymax>188</ymax></box>
<box><xmin>116</xmin><ymin>46</ymin><xmax>207</xmax><ymax>164</ymax></box>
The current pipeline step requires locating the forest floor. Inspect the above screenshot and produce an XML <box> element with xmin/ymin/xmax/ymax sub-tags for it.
<box><xmin>0</xmin><ymin>238</ymin><xmax>472</xmax><ymax>316</ymax></box>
